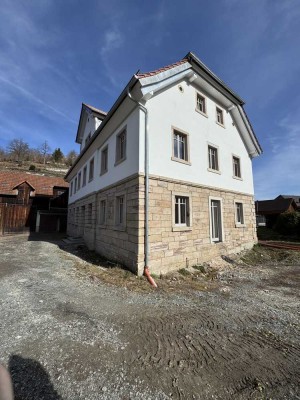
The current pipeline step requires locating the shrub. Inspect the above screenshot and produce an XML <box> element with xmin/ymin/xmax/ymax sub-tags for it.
<box><xmin>274</xmin><ymin>212</ymin><xmax>300</xmax><ymax>236</ymax></box>
<box><xmin>29</xmin><ymin>164</ymin><xmax>36</xmax><ymax>171</ymax></box>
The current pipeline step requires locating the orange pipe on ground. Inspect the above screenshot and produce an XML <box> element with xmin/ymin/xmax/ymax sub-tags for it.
<box><xmin>144</xmin><ymin>267</ymin><xmax>158</xmax><ymax>288</ymax></box>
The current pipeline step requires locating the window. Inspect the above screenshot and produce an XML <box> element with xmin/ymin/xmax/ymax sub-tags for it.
<box><xmin>235</xmin><ymin>202</ymin><xmax>244</xmax><ymax>225</ymax></box>
<box><xmin>175</xmin><ymin>196</ymin><xmax>190</xmax><ymax>226</ymax></box>
<box><xmin>101</xmin><ymin>146</ymin><xmax>108</xmax><ymax>174</ymax></box>
<box><xmin>89</xmin><ymin>158</ymin><xmax>94</xmax><ymax>181</ymax></box>
<box><xmin>87</xmin><ymin>203</ymin><xmax>93</xmax><ymax>224</ymax></box>
<box><xmin>99</xmin><ymin>199</ymin><xmax>106</xmax><ymax>225</ymax></box>
<box><xmin>216</xmin><ymin>107</ymin><xmax>224</xmax><ymax>125</ymax></box>
<box><xmin>196</xmin><ymin>93</ymin><xmax>206</xmax><ymax>114</ymax></box>
<box><xmin>173</xmin><ymin>129</ymin><xmax>189</xmax><ymax>163</ymax></box>
<box><xmin>116</xmin><ymin>129</ymin><xmax>126</xmax><ymax>164</ymax></box>
<box><xmin>70</xmin><ymin>182</ymin><xmax>73</xmax><ymax>197</ymax></box>
<box><xmin>82</xmin><ymin>166</ymin><xmax>87</xmax><ymax>186</ymax></box>
<box><xmin>208</xmin><ymin>145</ymin><xmax>219</xmax><ymax>171</ymax></box>
<box><xmin>74</xmin><ymin>177</ymin><xmax>77</xmax><ymax>193</ymax></box>
<box><xmin>172</xmin><ymin>192</ymin><xmax>192</xmax><ymax>231</ymax></box>
<box><xmin>233</xmin><ymin>156</ymin><xmax>241</xmax><ymax>178</ymax></box>
<box><xmin>116</xmin><ymin>195</ymin><xmax>125</xmax><ymax>226</ymax></box>
<box><xmin>77</xmin><ymin>172</ymin><xmax>81</xmax><ymax>191</ymax></box>
<box><xmin>210</xmin><ymin>199</ymin><xmax>223</xmax><ymax>242</ymax></box>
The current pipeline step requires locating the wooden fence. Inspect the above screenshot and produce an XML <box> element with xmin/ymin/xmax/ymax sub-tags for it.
<box><xmin>0</xmin><ymin>203</ymin><xmax>31</xmax><ymax>235</ymax></box>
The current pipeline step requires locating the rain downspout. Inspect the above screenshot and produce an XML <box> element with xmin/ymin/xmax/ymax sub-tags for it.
<box><xmin>127</xmin><ymin>89</ymin><xmax>157</xmax><ymax>288</ymax></box>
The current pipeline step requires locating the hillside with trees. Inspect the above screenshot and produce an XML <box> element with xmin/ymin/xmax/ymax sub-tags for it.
<box><xmin>0</xmin><ymin>138</ymin><xmax>78</xmax><ymax>178</ymax></box>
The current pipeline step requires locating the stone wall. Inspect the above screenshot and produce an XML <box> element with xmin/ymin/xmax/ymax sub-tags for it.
<box><xmin>67</xmin><ymin>174</ymin><xmax>257</xmax><ymax>276</ymax></box>
<box><xmin>147</xmin><ymin>176</ymin><xmax>257</xmax><ymax>275</ymax></box>
<box><xmin>67</xmin><ymin>175</ymin><xmax>143</xmax><ymax>274</ymax></box>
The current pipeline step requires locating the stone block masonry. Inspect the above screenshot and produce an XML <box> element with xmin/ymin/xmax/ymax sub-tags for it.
<box><xmin>145</xmin><ymin>176</ymin><xmax>257</xmax><ymax>275</ymax></box>
<box><xmin>67</xmin><ymin>174</ymin><xmax>257</xmax><ymax>276</ymax></box>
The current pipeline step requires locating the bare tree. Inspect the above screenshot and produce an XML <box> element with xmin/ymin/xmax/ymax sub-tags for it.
<box><xmin>39</xmin><ymin>141</ymin><xmax>51</xmax><ymax>165</ymax></box>
<box><xmin>65</xmin><ymin>150</ymin><xmax>78</xmax><ymax>166</ymax></box>
<box><xmin>7</xmin><ymin>138</ymin><xmax>29</xmax><ymax>163</ymax></box>
<box><xmin>0</xmin><ymin>146</ymin><xmax>7</xmax><ymax>161</ymax></box>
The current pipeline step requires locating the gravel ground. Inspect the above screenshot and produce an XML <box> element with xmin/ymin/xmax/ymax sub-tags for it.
<box><xmin>0</xmin><ymin>234</ymin><xmax>300</xmax><ymax>400</ymax></box>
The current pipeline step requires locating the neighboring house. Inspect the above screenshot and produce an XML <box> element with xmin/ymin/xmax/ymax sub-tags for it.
<box><xmin>278</xmin><ymin>195</ymin><xmax>300</xmax><ymax>211</ymax></box>
<box><xmin>65</xmin><ymin>52</ymin><xmax>262</xmax><ymax>275</ymax></box>
<box><xmin>0</xmin><ymin>171</ymin><xmax>69</xmax><ymax>234</ymax></box>
<box><xmin>256</xmin><ymin>195</ymin><xmax>299</xmax><ymax>228</ymax></box>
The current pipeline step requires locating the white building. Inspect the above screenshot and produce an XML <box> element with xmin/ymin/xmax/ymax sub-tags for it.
<box><xmin>65</xmin><ymin>52</ymin><xmax>262</xmax><ymax>275</ymax></box>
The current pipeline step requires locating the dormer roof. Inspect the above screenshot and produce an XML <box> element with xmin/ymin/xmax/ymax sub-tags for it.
<box><xmin>12</xmin><ymin>180</ymin><xmax>35</xmax><ymax>191</ymax></box>
<box><xmin>75</xmin><ymin>103</ymin><xmax>107</xmax><ymax>144</ymax></box>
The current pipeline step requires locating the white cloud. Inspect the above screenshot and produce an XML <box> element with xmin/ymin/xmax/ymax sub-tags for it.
<box><xmin>254</xmin><ymin>114</ymin><xmax>300</xmax><ymax>199</ymax></box>
<box><xmin>0</xmin><ymin>76</ymin><xmax>76</xmax><ymax>124</ymax></box>
<box><xmin>100</xmin><ymin>29</ymin><xmax>123</xmax><ymax>57</ymax></box>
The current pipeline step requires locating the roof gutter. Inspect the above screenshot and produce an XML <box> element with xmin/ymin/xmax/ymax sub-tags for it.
<box><xmin>127</xmin><ymin>88</ymin><xmax>157</xmax><ymax>287</ymax></box>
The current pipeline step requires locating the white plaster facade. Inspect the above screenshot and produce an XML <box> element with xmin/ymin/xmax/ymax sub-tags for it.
<box><xmin>65</xmin><ymin>52</ymin><xmax>262</xmax><ymax>275</ymax></box>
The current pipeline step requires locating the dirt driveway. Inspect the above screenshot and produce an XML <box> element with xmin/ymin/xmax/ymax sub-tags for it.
<box><xmin>0</xmin><ymin>235</ymin><xmax>299</xmax><ymax>400</ymax></box>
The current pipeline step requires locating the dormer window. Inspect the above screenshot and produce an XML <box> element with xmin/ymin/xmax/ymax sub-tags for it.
<box><xmin>216</xmin><ymin>107</ymin><xmax>224</xmax><ymax>126</ymax></box>
<box><xmin>196</xmin><ymin>93</ymin><xmax>206</xmax><ymax>115</ymax></box>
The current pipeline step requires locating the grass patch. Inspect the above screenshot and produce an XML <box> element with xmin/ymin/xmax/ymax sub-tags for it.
<box><xmin>192</xmin><ymin>265</ymin><xmax>206</xmax><ymax>273</ymax></box>
<box><xmin>178</xmin><ymin>268</ymin><xmax>191</xmax><ymax>276</ymax></box>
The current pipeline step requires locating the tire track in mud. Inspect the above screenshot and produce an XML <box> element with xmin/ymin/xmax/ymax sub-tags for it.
<box><xmin>120</xmin><ymin>310</ymin><xmax>300</xmax><ymax>399</ymax></box>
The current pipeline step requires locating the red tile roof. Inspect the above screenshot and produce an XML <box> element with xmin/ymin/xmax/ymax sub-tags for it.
<box><xmin>0</xmin><ymin>171</ymin><xmax>68</xmax><ymax>196</ymax></box>
<box><xmin>135</xmin><ymin>58</ymin><xmax>188</xmax><ymax>79</ymax></box>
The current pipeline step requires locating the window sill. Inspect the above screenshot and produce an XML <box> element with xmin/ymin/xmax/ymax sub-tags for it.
<box><xmin>88</xmin><ymin>178</ymin><xmax>94</xmax><ymax>183</ymax></box>
<box><xmin>171</xmin><ymin>157</ymin><xmax>191</xmax><ymax>166</ymax></box>
<box><xmin>195</xmin><ymin>108</ymin><xmax>208</xmax><ymax>118</ymax></box>
<box><xmin>172</xmin><ymin>226</ymin><xmax>192</xmax><ymax>232</ymax></box>
<box><xmin>114</xmin><ymin>225</ymin><xmax>126</xmax><ymax>232</ymax></box>
<box><xmin>207</xmin><ymin>168</ymin><xmax>221</xmax><ymax>175</ymax></box>
<box><xmin>235</xmin><ymin>223</ymin><xmax>246</xmax><ymax>228</ymax></box>
<box><xmin>115</xmin><ymin>157</ymin><xmax>126</xmax><ymax>167</ymax></box>
<box><xmin>216</xmin><ymin>121</ymin><xmax>225</xmax><ymax>128</ymax></box>
<box><xmin>100</xmin><ymin>169</ymin><xmax>108</xmax><ymax>176</ymax></box>
<box><xmin>233</xmin><ymin>175</ymin><xmax>243</xmax><ymax>181</ymax></box>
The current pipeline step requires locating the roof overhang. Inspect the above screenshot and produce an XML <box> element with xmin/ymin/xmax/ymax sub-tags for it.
<box><xmin>138</xmin><ymin>54</ymin><xmax>262</xmax><ymax>158</ymax></box>
<box><xmin>13</xmin><ymin>180</ymin><xmax>35</xmax><ymax>190</ymax></box>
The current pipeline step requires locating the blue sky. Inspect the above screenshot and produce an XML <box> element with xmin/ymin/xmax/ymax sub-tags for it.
<box><xmin>0</xmin><ymin>0</ymin><xmax>299</xmax><ymax>199</ymax></box>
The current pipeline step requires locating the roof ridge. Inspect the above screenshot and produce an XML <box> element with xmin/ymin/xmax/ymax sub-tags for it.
<box><xmin>83</xmin><ymin>103</ymin><xmax>107</xmax><ymax>115</ymax></box>
<box><xmin>135</xmin><ymin>58</ymin><xmax>188</xmax><ymax>79</ymax></box>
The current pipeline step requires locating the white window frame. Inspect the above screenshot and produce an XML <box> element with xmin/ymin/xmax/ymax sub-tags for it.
<box><xmin>172</xmin><ymin>191</ymin><xmax>192</xmax><ymax>232</ymax></box>
<box><xmin>114</xmin><ymin>191</ymin><xmax>126</xmax><ymax>230</ymax></box>
<box><xmin>232</xmin><ymin>155</ymin><xmax>242</xmax><ymax>179</ymax></box>
<box><xmin>195</xmin><ymin>91</ymin><xmax>207</xmax><ymax>116</ymax></box>
<box><xmin>115</xmin><ymin>128</ymin><xmax>127</xmax><ymax>165</ymax></box>
<box><xmin>216</xmin><ymin>107</ymin><xmax>225</xmax><ymax>127</ymax></box>
<box><xmin>101</xmin><ymin>145</ymin><xmax>108</xmax><ymax>175</ymax></box>
<box><xmin>171</xmin><ymin>127</ymin><xmax>191</xmax><ymax>165</ymax></box>
<box><xmin>99</xmin><ymin>197</ymin><xmax>107</xmax><ymax>226</ymax></box>
<box><xmin>89</xmin><ymin>157</ymin><xmax>94</xmax><ymax>182</ymax></box>
<box><xmin>209</xmin><ymin>196</ymin><xmax>224</xmax><ymax>243</ymax></box>
<box><xmin>207</xmin><ymin>143</ymin><xmax>220</xmax><ymax>173</ymax></box>
<box><xmin>234</xmin><ymin>201</ymin><xmax>245</xmax><ymax>227</ymax></box>
<box><xmin>82</xmin><ymin>166</ymin><xmax>87</xmax><ymax>187</ymax></box>
<box><xmin>87</xmin><ymin>203</ymin><xmax>93</xmax><ymax>226</ymax></box>
<box><xmin>77</xmin><ymin>172</ymin><xmax>81</xmax><ymax>191</ymax></box>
